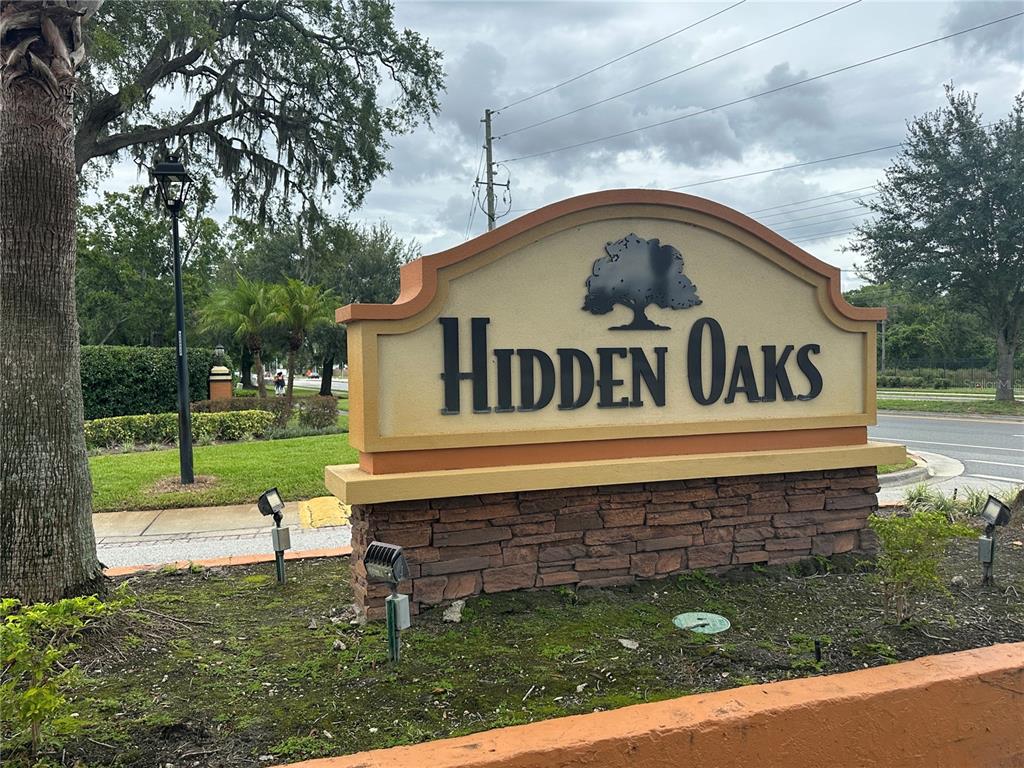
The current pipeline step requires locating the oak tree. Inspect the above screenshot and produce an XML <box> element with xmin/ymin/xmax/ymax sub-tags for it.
<box><xmin>851</xmin><ymin>88</ymin><xmax>1023</xmax><ymax>401</ymax></box>
<box><xmin>1</xmin><ymin>0</ymin><xmax>443</xmax><ymax>601</ymax></box>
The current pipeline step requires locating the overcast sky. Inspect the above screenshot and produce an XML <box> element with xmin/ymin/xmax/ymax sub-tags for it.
<box><xmin>101</xmin><ymin>0</ymin><xmax>1024</xmax><ymax>290</ymax></box>
<box><xmin>346</xmin><ymin>0</ymin><xmax>1023</xmax><ymax>289</ymax></box>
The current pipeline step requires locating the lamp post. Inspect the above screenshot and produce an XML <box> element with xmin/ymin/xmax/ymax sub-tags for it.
<box><xmin>154</xmin><ymin>156</ymin><xmax>195</xmax><ymax>484</ymax></box>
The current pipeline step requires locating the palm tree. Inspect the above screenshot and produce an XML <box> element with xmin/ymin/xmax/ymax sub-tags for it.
<box><xmin>202</xmin><ymin>276</ymin><xmax>277</xmax><ymax>397</ymax></box>
<box><xmin>1</xmin><ymin>0</ymin><xmax>105</xmax><ymax>602</ymax></box>
<box><xmin>271</xmin><ymin>278</ymin><xmax>334</xmax><ymax>402</ymax></box>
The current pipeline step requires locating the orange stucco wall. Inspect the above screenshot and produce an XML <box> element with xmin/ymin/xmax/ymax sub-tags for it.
<box><xmin>284</xmin><ymin>643</ymin><xmax>1024</xmax><ymax>768</ymax></box>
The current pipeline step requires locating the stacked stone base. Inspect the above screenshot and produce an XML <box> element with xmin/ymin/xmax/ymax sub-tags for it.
<box><xmin>350</xmin><ymin>467</ymin><xmax>880</xmax><ymax>619</ymax></box>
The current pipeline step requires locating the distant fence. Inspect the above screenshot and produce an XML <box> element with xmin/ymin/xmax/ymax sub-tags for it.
<box><xmin>878</xmin><ymin>358</ymin><xmax>1023</xmax><ymax>392</ymax></box>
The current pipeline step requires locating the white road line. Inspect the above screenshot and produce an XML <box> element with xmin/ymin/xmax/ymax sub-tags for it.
<box><xmin>966</xmin><ymin>474</ymin><xmax>1021</xmax><ymax>484</ymax></box>
<box><xmin>878</xmin><ymin>437</ymin><xmax>1024</xmax><ymax>453</ymax></box>
<box><xmin>878</xmin><ymin>413</ymin><xmax>1024</xmax><ymax>425</ymax></box>
<box><xmin>968</xmin><ymin>459</ymin><xmax>1024</xmax><ymax>469</ymax></box>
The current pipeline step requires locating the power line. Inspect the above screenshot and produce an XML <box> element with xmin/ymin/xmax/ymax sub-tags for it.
<box><xmin>747</xmin><ymin>186</ymin><xmax>877</xmax><ymax>214</ymax></box>
<box><xmin>496</xmin><ymin>0</ymin><xmax>748</xmax><ymax>112</ymax></box>
<box><xmin>672</xmin><ymin>143</ymin><xmax>903</xmax><ymax>189</ymax></box>
<box><xmin>757</xmin><ymin>193</ymin><xmax>879</xmax><ymax>221</ymax></box>
<box><xmin>499</xmin><ymin>0</ymin><xmax>863</xmax><ymax>138</ymax></box>
<box><xmin>775</xmin><ymin>211</ymin><xmax>871</xmax><ymax>234</ymax></box>
<box><xmin>792</xmin><ymin>227</ymin><xmax>861</xmax><ymax>243</ymax></box>
<box><xmin>499</xmin><ymin>10</ymin><xmax>1024</xmax><ymax>163</ymax></box>
<box><xmin>464</xmin><ymin>142</ymin><xmax>486</xmax><ymax>239</ymax></box>
<box><xmin>761</xmin><ymin>204</ymin><xmax>870</xmax><ymax>226</ymax></box>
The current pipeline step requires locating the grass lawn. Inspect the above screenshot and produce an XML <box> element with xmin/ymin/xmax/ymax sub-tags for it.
<box><xmin>90</xmin><ymin>431</ymin><xmax>357</xmax><ymax>512</ymax></box>
<box><xmin>877</xmin><ymin>458</ymin><xmax>916</xmax><ymax>475</ymax></box>
<box><xmin>14</xmin><ymin>540</ymin><xmax>1021</xmax><ymax>767</ymax></box>
<box><xmin>877</xmin><ymin>397</ymin><xmax>1024</xmax><ymax>417</ymax></box>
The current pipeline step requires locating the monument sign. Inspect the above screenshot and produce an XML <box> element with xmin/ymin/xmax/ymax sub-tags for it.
<box><xmin>326</xmin><ymin>190</ymin><xmax>903</xmax><ymax>618</ymax></box>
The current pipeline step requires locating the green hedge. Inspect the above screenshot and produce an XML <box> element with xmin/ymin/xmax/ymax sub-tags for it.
<box><xmin>85</xmin><ymin>410</ymin><xmax>274</xmax><ymax>450</ymax></box>
<box><xmin>81</xmin><ymin>346</ymin><xmax>222</xmax><ymax>420</ymax></box>
<box><xmin>191</xmin><ymin>397</ymin><xmax>291</xmax><ymax>428</ymax></box>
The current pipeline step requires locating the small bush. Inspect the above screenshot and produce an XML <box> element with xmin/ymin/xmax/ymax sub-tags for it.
<box><xmin>869</xmin><ymin>510</ymin><xmax>973</xmax><ymax>623</ymax></box>
<box><xmin>0</xmin><ymin>595</ymin><xmax>117</xmax><ymax>755</ymax></box>
<box><xmin>234</xmin><ymin>388</ymin><xmax>258</xmax><ymax>398</ymax></box>
<box><xmin>85</xmin><ymin>410</ymin><xmax>275</xmax><ymax>449</ymax></box>
<box><xmin>192</xmin><ymin>398</ymin><xmax>272</xmax><ymax>414</ymax></box>
<box><xmin>297</xmin><ymin>396</ymin><xmax>338</xmax><ymax>429</ymax></box>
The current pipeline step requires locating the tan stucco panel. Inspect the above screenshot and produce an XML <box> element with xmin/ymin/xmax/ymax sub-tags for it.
<box><xmin>371</xmin><ymin>216</ymin><xmax>867</xmax><ymax>448</ymax></box>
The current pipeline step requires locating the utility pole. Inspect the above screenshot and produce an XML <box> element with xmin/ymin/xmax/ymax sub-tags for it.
<box><xmin>483</xmin><ymin>108</ymin><xmax>496</xmax><ymax>230</ymax></box>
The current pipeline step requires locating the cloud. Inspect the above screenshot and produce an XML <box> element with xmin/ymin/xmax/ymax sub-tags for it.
<box><xmin>943</xmin><ymin>0</ymin><xmax>1024</xmax><ymax>61</ymax></box>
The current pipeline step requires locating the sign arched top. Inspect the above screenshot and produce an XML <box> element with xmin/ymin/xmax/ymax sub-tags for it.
<box><xmin>338</xmin><ymin>189</ymin><xmax>884</xmax><ymax>327</ymax></box>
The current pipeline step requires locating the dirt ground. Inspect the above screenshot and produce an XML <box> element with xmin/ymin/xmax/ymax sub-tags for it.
<box><xmin>7</xmin><ymin>534</ymin><xmax>1023</xmax><ymax>767</ymax></box>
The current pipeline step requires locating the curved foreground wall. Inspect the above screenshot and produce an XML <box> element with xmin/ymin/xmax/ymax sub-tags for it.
<box><xmin>284</xmin><ymin>643</ymin><xmax>1024</xmax><ymax>768</ymax></box>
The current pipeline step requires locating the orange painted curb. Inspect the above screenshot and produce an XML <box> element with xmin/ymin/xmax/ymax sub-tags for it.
<box><xmin>103</xmin><ymin>546</ymin><xmax>352</xmax><ymax>577</ymax></box>
<box><xmin>283</xmin><ymin>643</ymin><xmax>1024</xmax><ymax>768</ymax></box>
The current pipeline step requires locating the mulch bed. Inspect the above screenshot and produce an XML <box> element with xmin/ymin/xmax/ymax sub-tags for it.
<box><xmin>7</xmin><ymin>532</ymin><xmax>1023</xmax><ymax>767</ymax></box>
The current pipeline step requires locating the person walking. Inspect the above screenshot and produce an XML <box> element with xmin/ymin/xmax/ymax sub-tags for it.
<box><xmin>274</xmin><ymin>371</ymin><xmax>285</xmax><ymax>396</ymax></box>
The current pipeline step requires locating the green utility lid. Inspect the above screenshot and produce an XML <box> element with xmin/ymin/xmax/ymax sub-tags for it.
<box><xmin>673</xmin><ymin>612</ymin><xmax>730</xmax><ymax>634</ymax></box>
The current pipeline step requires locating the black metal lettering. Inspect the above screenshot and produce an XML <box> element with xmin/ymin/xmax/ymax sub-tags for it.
<box><xmin>687</xmin><ymin>317</ymin><xmax>726</xmax><ymax>405</ymax></box>
<box><xmin>761</xmin><ymin>345</ymin><xmax>796</xmax><ymax>402</ymax></box>
<box><xmin>557</xmin><ymin>348</ymin><xmax>595</xmax><ymax>410</ymax></box>
<box><xmin>725</xmin><ymin>345</ymin><xmax>760</xmax><ymax>403</ymax></box>
<box><xmin>439</xmin><ymin>317</ymin><xmax>491</xmax><ymax>414</ymax></box>
<box><xmin>629</xmin><ymin>347</ymin><xmax>667</xmax><ymax>407</ymax></box>
<box><xmin>597</xmin><ymin>347</ymin><xmax>629</xmax><ymax>408</ymax></box>
<box><xmin>494</xmin><ymin>348</ymin><xmax>515</xmax><ymax>412</ymax></box>
<box><xmin>517</xmin><ymin>349</ymin><xmax>556</xmax><ymax>411</ymax></box>
<box><xmin>796</xmin><ymin>343</ymin><xmax>823</xmax><ymax>400</ymax></box>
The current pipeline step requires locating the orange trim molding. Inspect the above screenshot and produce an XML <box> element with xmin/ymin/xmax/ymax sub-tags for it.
<box><xmin>360</xmin><ymin>426</ymin><xmax>868</xmax><ymax>474</ymax></box>
<box><xmin>337</xmin><ymin>189</ymin><xmax>886</xmax><ymax>324</ymax></box>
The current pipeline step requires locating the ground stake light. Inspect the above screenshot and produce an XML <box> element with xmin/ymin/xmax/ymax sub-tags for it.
<box><xmin>258</xmin><ymin>487</ymin><xmax>290</xmax><ymax>584</ymax></box>
<box><xmin>978</xmin><ymin>495</ymin><xmax>1012</xmax><ymax>586</ymax></box>
<box><xmin>364</xmin><ymin>541</ymin><xmax>410</xmax><ymax>662</ymax></box>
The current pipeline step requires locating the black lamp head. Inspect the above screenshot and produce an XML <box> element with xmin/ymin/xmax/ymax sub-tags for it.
<box><xmin>153</xmin><ymin>156</ymin><xmax>193</xmax><ymax>211</ymax></box>
<box><xmin>258</xmin><ymin>487</ymin><xmax>285</xmax><ymax>524</ymax></box>
<box><xmin>981</xmin><ymin>495</ymin><xmax>1012</xmax><ymax>528</ymax></box>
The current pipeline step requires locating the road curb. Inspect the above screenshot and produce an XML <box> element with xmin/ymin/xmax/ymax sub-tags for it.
<box><xmin>104</xmin><ymin>545</ymin><xmax>352</xmax><ymax>578</ymax></box>
<box><xmin>878</xmin><ymin>408</ymin><xmax>1024</xmax><ymax>423</ymax></box>
<box><xmin>878</xmin><ymin>453</ymin><xmax>929</xmax><ymax>488</ymax></box>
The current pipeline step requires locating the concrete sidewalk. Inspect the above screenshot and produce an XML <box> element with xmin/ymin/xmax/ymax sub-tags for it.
<box><xmin>94</xmin><ymin>498</ymin><xmax>353</xmax><ymax>569</ymax></box>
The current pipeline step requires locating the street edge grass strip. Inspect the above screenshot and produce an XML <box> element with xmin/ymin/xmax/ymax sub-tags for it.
<box><xmin>103</xmin><ymin>546</ymin><xmax>352</xmax><ymax>577</ymax></box>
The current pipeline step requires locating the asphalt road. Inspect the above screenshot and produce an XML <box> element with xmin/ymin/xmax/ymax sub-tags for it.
<box><xmin>870</xmin><ymin>413</ymin><xmax>1023</xmax><ymax>487</ymax></box>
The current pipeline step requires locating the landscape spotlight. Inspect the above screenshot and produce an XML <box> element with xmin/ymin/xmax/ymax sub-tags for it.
<box><xmin>978</xmin><ymin>495</ymin><xmax>1012</xmax><ymax>587</ymax></box>
<box><xmin>258</xmin><ymin>488</ymin><xmax>290</xmax><ymax>584</ymax></box>
<box><xmin>364</xmin><ymin>541</ymin><xmax>411</xmax><ymax>662</ymax></box>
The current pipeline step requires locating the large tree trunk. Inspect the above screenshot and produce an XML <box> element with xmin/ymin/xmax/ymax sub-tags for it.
<box><xmin>319</xmin><ymin>351</ymin><xmax>334</xmax><ymax>395</ymax></box>
<box><xmin>253</xmin><ymin>348</ymin><xmax>266</xmax><ymax>398</ymax></box>
<box><xmin>286</xmin><ymin>347</ymin><xmax>296</xmax><ymax>404</ymax></box>
<box><xmin>1</xmin><ymin>2</ymin><xmax>104</xmax><ymax>601</ymax></box>
<box><xmin>240</xmin><ymin>345</ymin><xmax>254</xmax><ymax>389</ymax></box>
<box><xmin>994</xmin><ymin>328</ymin><xmax>1017</xmax><ymax>402</ymax></box>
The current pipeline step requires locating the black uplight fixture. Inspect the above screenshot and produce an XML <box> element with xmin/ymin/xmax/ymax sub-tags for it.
<box><xmin>978</xmin><ymin>495</ymin><xmax>1012</xmax><ymax>586</ymax></box>
<box><xmin>365</xmin><ymin>541</ymin><xmax>411</xmax><ymax>662</ymax></box>
<box><xmin>258</xmin><ymin>487</ymin><xmax>290</xmax><ymax>584</ymax></box>
<box><xmin>154</xmin><ymin>155</ymin><xmax>196</xmax><ymax>485</ymax></box>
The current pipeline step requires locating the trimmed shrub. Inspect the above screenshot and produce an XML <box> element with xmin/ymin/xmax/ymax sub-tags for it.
<box><xmin>297</xmin><ymin>395</ymin><xmax>338</xmax><ymax>429</ymax></box>
<box><xmin>81</xmin><ymin>346</ymin><xmax>221</xmax><ymax>420</ymax></box>
<box><xmin>191</xmin><ymin>396</ymin><xmax>291</xmax><ymax>428</ymax></box>
<box><xmin>85</xmin><ymin>410</ymin><xmax>274</xmax><ymax>449</ymax></box>
<box><xmin>234</xmin><ymin>388</ymin><xmax>258</xmax><ymax>398</ymax></box>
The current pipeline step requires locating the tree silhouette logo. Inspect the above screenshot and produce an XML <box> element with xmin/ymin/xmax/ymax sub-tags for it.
<box><xmin>582</xmin><ymin>233</ymin><xmax>702</xmax><ymax>330</ymax></box>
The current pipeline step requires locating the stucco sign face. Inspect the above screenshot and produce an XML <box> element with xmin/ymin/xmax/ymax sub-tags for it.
<box><xmin>337</xmin><ymin>190</ymin><xmax>883</xmax><ymax>465</ymax></box>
